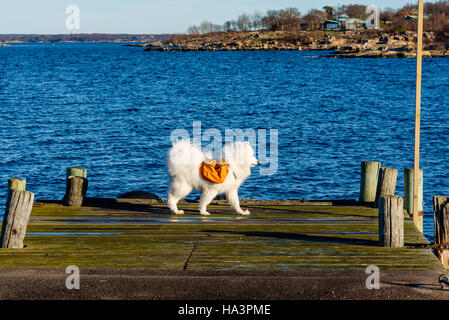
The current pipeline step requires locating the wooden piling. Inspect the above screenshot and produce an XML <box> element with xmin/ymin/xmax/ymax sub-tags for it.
<box><xmin>63</xmin><ymin>167</ymin><xmax>88</xmax><ymax>207</ymax></box>
<box><xmin>404</xmin><ymin>168</ymin><xmax>423</xmax><ymax>232</ymax></box>
<box><xmin>8</xmin><ymin>178</ymin><xmax>26</xmax><ymax>193</ymax></box>
<box><xmin>0</xmin><ymin>181</ymin><xmax>34</xmax><ymax>249</ymax></box>
<box><xmin>378</xmin><ymin>195</ymin><xmax>404</xmax><ymax>247</ymax></box>
<box><xmin>66</xmin><ymin>167</ymin><xmax>87</xmax><ymax>179</ymax></box>
<box><xmin>414</xmin><ymin>0</ymin><xmax>424</xmax><ymax>238</ymax></box>
<box><xmin>359</xmin><ymin>161</ymin><xmax>381</xmax><ymax>203</ymax></box>
<box><xmin>433</xmin><ymin>196</ymin><xmax>449</xmax><ymax>269</ymax></box>
<box><xmin>374</xmin><ymin>167</ymin><xmax>398</xmax><ymax>208</ymax></box>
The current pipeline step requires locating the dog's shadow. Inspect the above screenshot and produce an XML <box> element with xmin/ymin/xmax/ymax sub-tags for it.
<box><xmin>243</xmin><ymin>205</ymin><xmax>376</xmax><ymax>219</ymax></box>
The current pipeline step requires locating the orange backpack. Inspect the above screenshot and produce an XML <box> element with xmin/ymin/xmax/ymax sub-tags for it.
<box><xmin>199</xmin><ymin>160</ymin><xmax>229</xmax><ymax>184</ymax></box>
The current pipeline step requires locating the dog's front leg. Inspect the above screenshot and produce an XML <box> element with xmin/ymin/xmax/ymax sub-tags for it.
<box><xmin>199</xmin><ymin>190</ymin><xmax>218</xmax><ymax>215</ymax></box>
<box><xmin>226</xmin><ymin>188</ymin><xmax>250</xmax><ymax>215</ymax></box>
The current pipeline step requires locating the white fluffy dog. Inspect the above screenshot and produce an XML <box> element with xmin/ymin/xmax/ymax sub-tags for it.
<box><xmin>167</xmin><ymin>140</ymin><xmax>259</xmax><ymax>215</ymax></box>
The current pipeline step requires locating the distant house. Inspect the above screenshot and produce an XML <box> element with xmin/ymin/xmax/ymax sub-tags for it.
<box><xmin>324</xmin><ymin>14</ymin><xmax>375</xmax><ymax>31</ymax></box>
<box><xmin>342</xmin><ymin>18</ymin><xmax>368</xmax><ymax>30</ymax></box>
<box><xmin>323</xmin><ymin>20</ymin><xmax>341</xmax><ymax>30</ymax></box>
<box><xmin>338</xmin><ymin>14</ymin><xmax>350</xmax><ymax>21</ymax></box>
<box><xmin>323</xmin><ymin>15</ymin><xmax>348</xmax><ymax>30</ymax></box>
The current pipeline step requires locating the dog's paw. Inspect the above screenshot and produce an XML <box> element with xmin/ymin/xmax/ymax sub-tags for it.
<box><xmin>174</xmin><ymin>210</ymin><xmax>184</xmax><ymax>215</ymax></box>
<box><xmin>200</xmin><ymin>211</ymin><xmax>211</xmax><ymax>216</ymax></box>
<box><xmin>239</xmin><ymin>209</ymin><xmax>251</xmax><ymax>216</ymax></box>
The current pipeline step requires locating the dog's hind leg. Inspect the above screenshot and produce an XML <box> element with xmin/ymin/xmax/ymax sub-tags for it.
<box><xmin>226</xmin><ymin>188</ymin><xmax>250</xmax><ymax>215</ymax></box>
<box><xmin>199</xmin><ymin>189</ymin><xmax>218</xmax><ymax>215</ymax></box>
<box><xmin>168</xmin><ymin>183</ymin><xmax>192</xmax><ymax>215</ymax></box>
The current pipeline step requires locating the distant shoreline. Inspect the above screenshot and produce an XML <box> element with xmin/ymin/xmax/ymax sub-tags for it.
<box><xmin>0</xmin><ymin>33</ymin><xmax>170</xmax><ymax>44</ymax></box>
<box><xmin>1</xmin><ymin>41</ymin><xmax>148</xmax><ymax>44</ymax></box>
<box><xmin>137</xmin><ymin>30</ymin><xmax>449</xmax><ymax>58</ymax></box>
<box><xmin>3</xmin><ymin>31</ymin><xmax>449</xmax><ymax>59</ymax></box>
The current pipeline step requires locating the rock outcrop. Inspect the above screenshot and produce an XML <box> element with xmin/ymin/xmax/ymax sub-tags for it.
<box><xmin>137</xmin><ymin>30</ymin><xmax>449</xmax><ymax>58</ymax></box>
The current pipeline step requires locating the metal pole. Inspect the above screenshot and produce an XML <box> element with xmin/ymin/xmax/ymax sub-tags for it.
<box><xmin>414</xmin><ymin>0</ymin><xmax>424</xmax><ymax>233</ymax></box>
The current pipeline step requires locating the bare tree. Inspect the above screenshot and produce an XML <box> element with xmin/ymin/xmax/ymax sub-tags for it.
<box><xmin>380</xmin><ymin>7</ymin><xmax>395</xmax><ymax>25</ymax></box>
<box><xmin>199</xmin><ymin>21</ymin><xmax>214</xmax><ymax>34</ymax></box>
<box><xmin>187</xmin><ymin>25</ymin><xmax>200</xmax><ymax>35</ymax></box>
<box><xmin>187</xmin><ymin>2</ymin><xmax>449</xmax><ymax>35</ymax></box>
<box><xmin>230</xmin><ymin>20</ymin><xmax>238</xmax><ymax>31</ymax></box>
<box><xmin>251</xmin><ymin>11</ymin><xmax>263</xmax><ymax>30</ymax></box>
<box><xmin>278</xmin><ymin>8</ymin><xmax>302</xmax><ymax>30</ymax></box>
<box><xmin>302</xmin><ymin>9</ymin><xmax>327</xmax><ymax>30</ymax></box>
<box><xmin>236</xmin><ymin>14</ymin><xmax>251</xmax><ymax>31</ymax></box>
<box><xmin>223</xmin><ymin>21</ymin><xmax>232</xmax><ymax>32</ymax></box>
<box><xmin>342</xmin><ymin>4</ymin><xmax>368</xmax><ymax>19</ymax></box>
<box><xmin>261</xmin><ymin>10</ymin><xmax>281</xmax><ymax>30</ymax></box>
<box><xmin>425</xmin><ymin>0</ymin><xmax>449</xmax><ymax>16</ymax></box>
<box><xmin>425</xmin><ymin>0</ymin><xmax>449</xmax><ymax>37</ymax></box>
<box><xmin>212</xmin><ymin>24</ymin><xmax>222</xmax><ymax>32</ymax></box>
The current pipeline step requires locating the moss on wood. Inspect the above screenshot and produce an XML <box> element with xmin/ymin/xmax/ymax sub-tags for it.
<box><xmin>0</xmin><ymin>201</ymin><xmax>441</xmax><ymax>271</ymax></box>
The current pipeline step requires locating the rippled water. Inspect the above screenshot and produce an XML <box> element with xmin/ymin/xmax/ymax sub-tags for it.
<box><xmin>1</xmin><ymin>43</ymin><xmax>449</xmax><ymax>240</ymax></box>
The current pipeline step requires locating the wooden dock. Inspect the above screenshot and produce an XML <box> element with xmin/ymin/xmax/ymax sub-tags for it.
<box><xmin>0</xmin><ymin>198</ymin><xmax>447</xmax><ymax>299</ymax></box>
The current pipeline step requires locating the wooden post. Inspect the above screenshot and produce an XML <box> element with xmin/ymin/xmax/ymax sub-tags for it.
<box><xmin>63</xmin><ymin>167</ymin><xmax>88</xmax><ymax>207</ymax></box>
<box><xmin>0</xmin><ymin>180</ymin><xmax>34</xmax><ymax>248</ymax></box>
<box><xmin>66</xmin><ymin>167</ymin><xmax>87</xmax><ymax>179</ymax></box>
<box><xmin>374</xmin><ymin>167</ymin><xmax>398</xmax><ymax>208</ymax></box>
<box><xmin>433</xmin><ymin>196</ymin><xmax>449</xmax><ymax>269</ymax></box>
<box><xmin>414</xmin><ymin>0</ymin><xmax>424</xmax><ymax>233</ymax></box>
<box><xmin>378</xmin><ymin>195</ymin><xmax>404</xmax><ymax>247</ymax></box>
<box><xmin>404</xmin><ymin>168</ymin><xmax>423</xmax><ymax>232</ymax></box>
<box><xmin>8</xmin><ymin>178</ymin><xmax>26</xmax><ymax>193</ymax></box>
<box><xmin>359</xmin><ymin>161</ymin><xmax>381</xmax><ymax>203</ymax></box>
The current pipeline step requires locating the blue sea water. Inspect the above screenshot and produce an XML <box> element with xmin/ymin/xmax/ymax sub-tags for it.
<box><xmin>1</xmin><ymin>43</ymin><xmax>449</xmax><ymax>240</ymax></box>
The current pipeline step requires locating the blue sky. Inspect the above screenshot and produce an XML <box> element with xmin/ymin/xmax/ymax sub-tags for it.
<box><xmin>0</xmin><ymin>0</ymin><xmax>422</xmax><ymax>34</ymax></box>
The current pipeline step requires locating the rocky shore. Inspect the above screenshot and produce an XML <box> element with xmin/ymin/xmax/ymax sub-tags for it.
<box><xmin>137</xmin><ymin>30</ymin><xmax>449</xmax><ymax>58</ymax></box>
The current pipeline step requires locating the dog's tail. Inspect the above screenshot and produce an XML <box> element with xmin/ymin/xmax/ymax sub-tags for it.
<box><xmin>167</xmin><ymin>140</ymin><xmax>204</xmax><ymax>177</ymax></box>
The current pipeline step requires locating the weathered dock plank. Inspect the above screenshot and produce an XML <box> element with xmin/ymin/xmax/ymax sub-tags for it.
<box><xmin>0</xmin><ymin>199</ymin><xmax>443</xmax><ymax>273</ymax></box>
